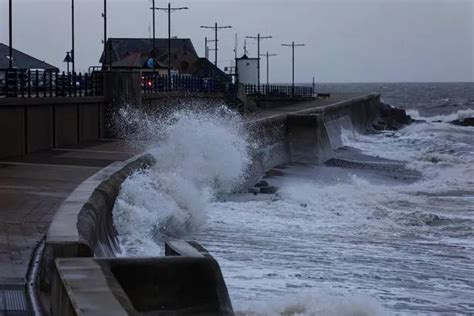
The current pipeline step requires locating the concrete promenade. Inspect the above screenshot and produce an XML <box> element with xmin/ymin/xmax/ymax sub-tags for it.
<box><xmin>0</xmin><ymin>93</ymin><xmax>360</xmax><ymax>314</ymax></box>
<box><xmin>0</xmin><ymin>141</ymin><xmax>135</xmax><ymax>314</ymax></box>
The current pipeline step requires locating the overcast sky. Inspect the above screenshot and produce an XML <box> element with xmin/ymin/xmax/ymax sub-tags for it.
<box><xmin>1</xmin><ymin>0</ymin><xmax>473</xmax><ymax>82</ymax></box>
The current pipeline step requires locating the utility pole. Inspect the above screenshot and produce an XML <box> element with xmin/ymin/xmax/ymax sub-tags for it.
<box><xmin>8</xmin><ymin>0</ymin><xmax>12</xmax><ymax>69</ymax></box>
<box><xmin>152</xmin><ymin>2</ymin><xmax>188</xmax><ymax>90</ymax></box>
<box><xmin>200</xmin><ymin>23</ymin><xmax>232</xmax><ymax>67</ymax></box>
<box><xmin>204</xmin><ymin>37</ymin><xmax>217</xmax><ymax>60</ymax></box>
<box><xmin>246</xmin><ymin>33</ymin><xmax>272</xmax><ymax>87</ymax></box>
<box><xmin>281</xmin><ymin>41</ymin><xmax>305</xmax><ymax>96</ymax></box>
<box><xmin>260</xmin><ymin>52</ymin><xmax>277</xmax><ymax>85</ymax></box>
<box><xmin>71</xmin><ymin>0</ymin><xmax>75</xmax><ymax>74</ymax></box>
<box><xmin>234</xmin><ymin>33</ymin><xmax>238</xmax><ymax>59</ymax></box>
<box><xmin>102</xmin><ymin>0</ymin><xmax>107</xmax><ymax>70</ymax></box>
<box><xmin>150</xmin><ymin>0</ymin><xmax>157</xmax><ymax>72</ymax></box>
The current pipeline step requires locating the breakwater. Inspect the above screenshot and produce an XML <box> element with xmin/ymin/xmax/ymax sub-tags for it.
<box><xmin>38</xmin><ymin>93</ymin><xmax>398</xmax><ymax>315</ymax></box>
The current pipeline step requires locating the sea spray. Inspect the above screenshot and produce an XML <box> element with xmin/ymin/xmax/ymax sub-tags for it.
<box><xmin>235</xmin><ymin>290</ymin><xmax>387</xmax><ymax>316</ymax></box>
<box><xmin>113</xmin><ymin>106</ymin><xmax>251</xmax><ymax>256</ymax></box>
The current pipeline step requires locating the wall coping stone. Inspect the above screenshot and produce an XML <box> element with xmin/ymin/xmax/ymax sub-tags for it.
<box><xmin>0</xmin><ymin>96</ymin><xmax>105</xmax><ymax>107</ymax></box>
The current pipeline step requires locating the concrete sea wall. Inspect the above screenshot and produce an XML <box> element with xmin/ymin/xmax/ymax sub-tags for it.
<box><xmin>246</xmin><ymin>94</ymin><xmax>382</xmax><ymax>184</ymax></box>
<box><xmin>39</xmin><ymin>93</ymin><xmax>385</xmax><ymax>315</ymax></box>
<box><xmin>0</xmin><ymin>97</ymin><xmax>105</xmax><ymax>159</ymax></box>
<box><xmin>40</xmin><ymin>153</ymin><xmax>155</xmax><ymax>289</ymax></box>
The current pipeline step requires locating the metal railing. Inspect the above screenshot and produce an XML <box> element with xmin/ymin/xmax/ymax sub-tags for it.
<box><xmin>142</xmin><ymin>73</ymin><xmax>234</xmax><ymax>94</ymax></box>
<box><xmin>0</xmin><ymin>69</ymin><xmax>103</xmax><ymax>98</ymax></box>
<box><xmin>244</xmin><ymin>84</ymin><xmax>314</xmax><ymax>98</ymax></box>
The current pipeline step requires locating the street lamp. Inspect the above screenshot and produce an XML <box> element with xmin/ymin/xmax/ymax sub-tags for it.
<box><xmin>246</xmin><ymin>33</ymin><xmax>272</xmax><ymax>87</ymax></box>
<box><xmin>71</xmin><ymin>0</ymin><xmax>75</xmax><ymax>73</ymax></box>
<box><xmin>281</xmin><ymin>41</ymin><xmax>305</xmax><ymax>97</ymax></box>
<box><xmin>259</xmin><ymin>52</ymin><xmax>277</xmax><ymax>85</ymax></box>
<box><xmin>8</xmin><ymin>0</ymin><xmax>13</xmax><ymax>69</ymax></box>
<box><xmin>63</xmin><ymin>51</ymin><xmax>73</xmax><ymax>73</ymax></box>
<box><xmin>102</xmin><ymin>0</ymin><xmax>107</xmax><ymax>70</ymax></box>
<box><xmin>151</xmin><ymin>2</ymin><xmax>189</xmax><ymax>90</ymax></box>
<box><xmin>200</xmin><ymin>23</ymin><xmax>232</xmax><ymax>68</ymax></box>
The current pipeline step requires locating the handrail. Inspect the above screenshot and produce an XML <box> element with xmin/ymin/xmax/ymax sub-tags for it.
<box><xmin>0</xmin><ymin>68</ymin><xmax>103</xmax><ymax>98</ymax></box>
<box><xmin>244</xmin><ymin>83</ymin><xmax>314</xmax><ymax>98</ymax></box>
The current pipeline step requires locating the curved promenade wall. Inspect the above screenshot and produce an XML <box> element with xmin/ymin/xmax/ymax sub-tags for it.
<box><xmin>40</xmin><ymin>93</ymin><xmax>385</xmax><ymax>290</ymax></box>
<box><xmin>40</xmin><ymin>153</ymin><xmax>155</xmax><ymax>289</ymax></box>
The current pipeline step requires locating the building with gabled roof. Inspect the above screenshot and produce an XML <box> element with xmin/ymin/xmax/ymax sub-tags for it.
<box><xmin>99</xmin><ymin>38</ymin><xmax>230</xmax><ymax>81</ymax></box>
<box><xmin>0</xmin><ymin>43</ymin><xmax>58</xmax><ymax>70</ymax></box>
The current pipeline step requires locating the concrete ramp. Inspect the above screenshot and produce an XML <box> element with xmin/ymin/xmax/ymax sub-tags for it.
<box><xmin>51</xmin><ymin>241</ymin><xmax>234</xmax><ymax>316</ymax></box>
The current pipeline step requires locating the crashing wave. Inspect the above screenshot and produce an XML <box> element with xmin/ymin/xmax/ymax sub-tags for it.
<box><xmin>113</xmin><ymin>107</ymin><xmax>251</xmax><ymax>256</ymax></box>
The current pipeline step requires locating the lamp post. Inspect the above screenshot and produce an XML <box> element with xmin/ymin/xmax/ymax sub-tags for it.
<box><xmin>281</xmin><ymin>41</ymin><xmax>305</xmax><ymax>97</ymax></box>
<box><xmin>71</xmin><ymin>0</ymin><xmax>75</xmax><ymax>74</ymax></box>
<box><xmin>150</xmin><ymin>0</ymin><xmax>156</xmax><ymax>72</ymax></box>
<box><xmin>64</xmin><ymin>51</ymin><xmax>73</xmax><ymax>74</ymax></box>
<box><xmin>8</xmin><ymin>0</ymin><xmax>13</xmax><ymax>69</ymax></box>
<box><xmin>246</xmin><ymin>33</ymin><xmax>272</xmax><ymax>87</ymax></box>
<box><xmin>102</xmin><ymin>0</ymin><xmax>107</xmax><ymax>70</ymax></box>
<box><xmin>260</xmin><ymin>52</ymin><xmax>277</xmax><ymax>85</ymax></box>
<box><xmin>151</xmin><ymin>2</ymin><xmax>189</xmax><ymax>90</ymax></box>
<box><xmin>204</xmin><ymin>37</ymin><xmax>217</xmax><ymax>60</ymax></box>
<box><xmin>200</xmin><ymin>23</ymin><xmax>232</xmax><ymax>67</ymax></box>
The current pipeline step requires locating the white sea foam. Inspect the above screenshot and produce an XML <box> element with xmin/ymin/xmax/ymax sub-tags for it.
<box><xmin>113</xmin><ymin>102</ymin><xmax>474</xmax><ymax>314</ymax></box>
<box><xmin>408</xmin><ymin>108</ymin><xmax>474</xmax><ymax>122</ymax></box>
<box><xmin>113</xmin><ymin>107</ymin><xmax>250</xmax><ymax>256</ymax></box>
<box><xmin>236</xmin><ymin>290</ymin><xmax>387</xmax><ymax>316</ymax></box>
<box><xmin>197</xmin><ymin>109</ymin><xmax>474</xmax><ymax>315</ymax></box>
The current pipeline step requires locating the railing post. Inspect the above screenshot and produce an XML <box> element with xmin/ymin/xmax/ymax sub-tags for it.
<box><xmin>43</xmin><ymin>70</ymin><xmax>47</xmax><ymax>97</ymax></box>
<box><xmin>74</xmin><ymin>72</ymin><xmax>78</xmax><ymax>96</ymax></box>
<box><xmin>20</xmin><ymin>69</ymin><xmax>25</xmax><ymax>97</ymax></box>
<box><xmin>4</xmin><ymin>70</ymin><xmax>9</xmax><ymax>97</ymax></box>
<box><xmin>49</xmin><ymin>70</ymin><xmax>53</xmax><ymax>97</ymax></box>
<box><xmin>79</xmin><ymin>72</ymin><xmax>83</xmax><ymax>97</ymax></box>
<box><xmin>84</xmin><ymin>73</ymin><xmax>89</xmax><ymax>96</ymax></box>
<box><xmin>35</xmin><ymin>70</ymin><xmax>39</xmax><ymax>97</ymax></box>
<box><xmin>27</xmin><ymin>70</ymin><xmax>31</xmax><ymax>97</ymax></box>
<box><xmin>14</xmin><ymin>69</ymin><xmax>18</xmax><ymax>97</ymax></box>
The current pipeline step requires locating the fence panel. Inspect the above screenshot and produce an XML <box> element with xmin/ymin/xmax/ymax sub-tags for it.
<box><xmin>140</xmin><ymin>73</ymin><xmax>232</xmax><ymax>95</ymax></box>
<box><xmin>244</xmin><ymin>84</ymin><xmax>313</xmax><ymax>98</ymax></box>
<box><xmin>0</xmin><ymin>69</ymin><xmax>103</xmax><ymax>98</ymax></box>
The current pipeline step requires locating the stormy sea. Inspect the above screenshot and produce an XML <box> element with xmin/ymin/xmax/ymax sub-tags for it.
<box><xmin>113</xmin><ymin>82</ymin><xmax>474</xmax><ymax>315</ymax></box>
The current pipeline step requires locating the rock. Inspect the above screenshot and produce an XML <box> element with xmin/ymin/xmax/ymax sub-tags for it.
<box><xmin>265</xmin><ymin>169</ymin><xmax>284</xmax><ymax>177</ymax></box>
<box><xmin>451</xmin><ymin>117</ymin><xmax>474</xmax><ymax>127</ymax></box>
<box><xmin>255</xmin><ymin>180</ymin><xmax>269</xmax><ymax>188</ymax></box>
<box><xmin>375</xmin><ymin>103</ymin><xmax>414</xmax><ymax>130</ymax></box>
<box><xmin>260</xmin><ymin>186</ymin><xmax>278</xmax><ymax>194</ymax></box>
<box><xmin>248</xmin><ymin>188</ymin><xmax>259</xmax><ymax>195</ymax></box>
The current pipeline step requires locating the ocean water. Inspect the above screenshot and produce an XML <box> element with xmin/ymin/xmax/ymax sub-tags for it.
<box><xmin>113</xmin><ymin>83</ymin><xmax>474</xmax><ymax>315</ymax></box>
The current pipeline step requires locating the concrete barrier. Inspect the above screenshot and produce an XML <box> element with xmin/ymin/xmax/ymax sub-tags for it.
<box><xmin>0</xmin><ymin>97</ymin><xmax>105</xmax><ymax>159</ymax></box>
<box><xmin>40</xmin><ymin>153</ymin><xmax>155</xmax><ymax>290</ymax></box>
<box><xmin>244</xmin><ymin>114</ymin><xmax>289</xmax><ymax>188</ymax></box>
<box><xmin>287</xmin><ymin>114</ymin><xmax>332</xmax><ymax>164</ymax></box>
<box><xmin>0</xmin><ymin>105</ymin><xmax>26</xmax><ymax>157</ymax></box>
<box><xmin>51</xmin><ymin>255</ymin><xmax>234</xmax><ymax>316</ymax></box>
<box><xmin>244</xmin><ymin>94</ymin><xmax>385</xmax><ymax>185</ymax></box>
